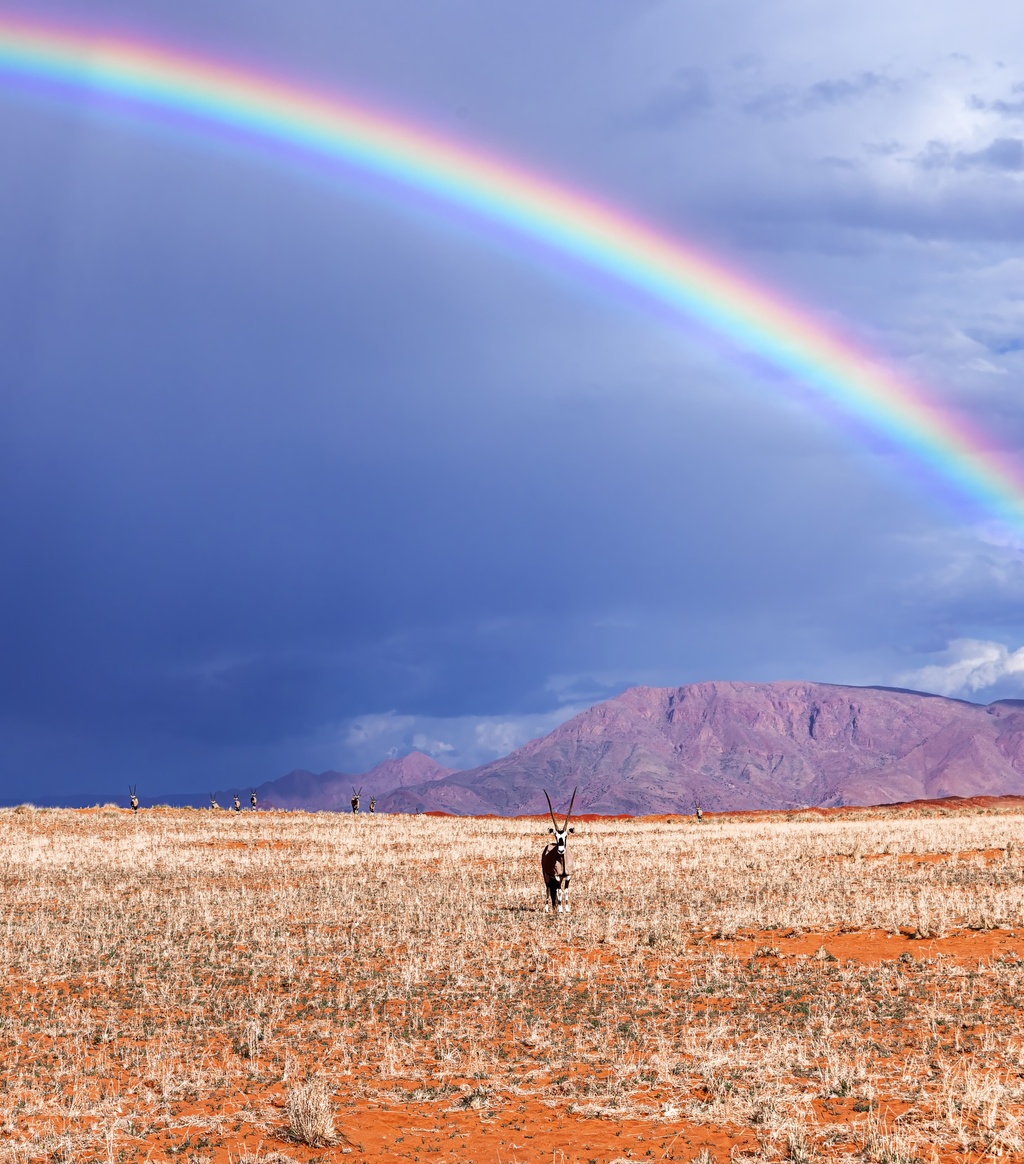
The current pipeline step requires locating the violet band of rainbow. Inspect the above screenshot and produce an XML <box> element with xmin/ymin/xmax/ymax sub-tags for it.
<box><xmin>0</xmin><ymin>13</ymin><xmax>1022</xmax><ymax>527</ymax></box>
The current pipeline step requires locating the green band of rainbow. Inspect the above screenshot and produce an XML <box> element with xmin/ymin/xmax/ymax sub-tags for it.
<box><xmin>0</xmin><ymin>13</ymin><xmax>1020</xmax><ymax>527</ymax></box>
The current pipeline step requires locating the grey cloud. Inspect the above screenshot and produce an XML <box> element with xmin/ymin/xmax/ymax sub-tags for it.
<box><xmin>863</xmin><ymin>140</ymin><xmax>903</xmax><ymax>157</ymax></box>
<box><xmin>966</xmin><ymin>330</ymin><xmax>1024</xmax><ymax>356</ymax></box>
<box><xmin>916</xmin><ymin>136</ymin><xmax>1024</xmax><ymax>172</ymax></box>
<box><xmin>970</xmin><ymin>85</ymin><xmax>1024</xmax><ymax>116</ymax></box>
<box><xmin>630</xmin><ymin>68</ymin><xmax>713</xmax><ymax>129</ymax></box>
<box><xmin>698</xmin><ymin>180</ymin><xmax>1024</xmax><ymax>250</ymax></box>
<box><xmin>742</xmin><ymin>71</ymin><xmax>895</xmax><ymax>120</ymax></box>
<box><xmin>808</xmin><ymin>73</ymin><xmax>894</xmax><ymax>107</ymax></box>
<box><xmin>961</xmin><ymin>136</ymin><xmax>1024</xmax><ymax>170</ymax></box>
<box><xmin>915</xmin><ymin>140</ymin><xmax>955</xmax><ymax>170</ymax></box>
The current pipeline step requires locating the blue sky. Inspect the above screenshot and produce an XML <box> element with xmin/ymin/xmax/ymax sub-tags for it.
<box><xmin>4</xmin><ymin>0</ymin><xmax>1024</xmax><ymax>797</ymax></box>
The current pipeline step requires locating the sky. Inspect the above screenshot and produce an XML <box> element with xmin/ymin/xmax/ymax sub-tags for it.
<box><xmin>4</xmin><ymin>0</ymin><xmax>1024</xmax><ymax>799</ymax></box>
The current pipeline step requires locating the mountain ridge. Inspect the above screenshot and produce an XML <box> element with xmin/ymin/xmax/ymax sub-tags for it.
<box><xmin>376</xmin><ymin>680</ymin><xmax>1024</xmax><ymax>815</ymax></box>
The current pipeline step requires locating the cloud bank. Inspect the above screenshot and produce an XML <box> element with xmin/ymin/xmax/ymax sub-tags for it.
<box><xmin>898</xmin><ymin>639</ymin><xmax>1024</xmax><ymax>699</ymax></box>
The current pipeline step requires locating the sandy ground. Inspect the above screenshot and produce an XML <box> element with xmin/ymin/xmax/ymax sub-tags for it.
<box><xmin>3</xmin><ymin>803</ymin><xmax>1024</xmax><ymax>1163</ymax></box>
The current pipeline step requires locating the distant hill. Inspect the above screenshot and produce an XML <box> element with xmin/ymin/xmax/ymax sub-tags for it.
<box><xmin>217</xmin><ymin>750</ymin><xmax>454</xmax><ymax>811</ymax></box>
<box><xmin>374</xmin><ymin>681</ymin><xmax>1024</xmax><ymax>815</ymax></box>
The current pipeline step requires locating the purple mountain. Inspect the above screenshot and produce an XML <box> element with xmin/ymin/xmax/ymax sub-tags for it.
<box><xmin>374</xmin><ymin>681</ymin><xmax>1024</xmax><ymax>815</ymax></box>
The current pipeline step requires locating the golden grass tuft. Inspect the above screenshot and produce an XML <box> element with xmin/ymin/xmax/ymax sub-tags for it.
<box><xmin>285</xmin><ymin>1079</ymin><xmax>336</xmax><ymax>1146</ymax></box>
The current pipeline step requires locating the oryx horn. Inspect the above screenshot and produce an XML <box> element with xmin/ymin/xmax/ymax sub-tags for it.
<box><xmin>543</xmin><ymin>789</ymin><xmax>560</xmax><ymax>833</ymax></box>
<box><xmin>563</xmin><ymin>786</ymin><xmax>577</xmax><ymax>831</ymax></box>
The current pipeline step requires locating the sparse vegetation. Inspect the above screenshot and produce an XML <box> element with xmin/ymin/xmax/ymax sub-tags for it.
<box><xmin>0</xmin><ymin>805</ymin><xmax>1022</xmax><ymax>1161</ymax></box>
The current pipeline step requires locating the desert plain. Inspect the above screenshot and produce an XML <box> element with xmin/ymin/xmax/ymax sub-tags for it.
<box><xmin>3</xmin><ymin>803</ymin><xmax>1024</xmax><ymax>1163</ymax></box>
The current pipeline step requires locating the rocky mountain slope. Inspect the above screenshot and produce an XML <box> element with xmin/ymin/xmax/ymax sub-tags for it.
<box><xmin>375</xmin><ymin>682</ymin><xmax>1024</xmax><ymax>815</ymax></box>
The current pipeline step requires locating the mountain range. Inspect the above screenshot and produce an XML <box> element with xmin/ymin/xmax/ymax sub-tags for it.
<box><xmin>218</xmin><ymin>681</ymin><xmax>1024</xmax><ymax>815</ymax></box>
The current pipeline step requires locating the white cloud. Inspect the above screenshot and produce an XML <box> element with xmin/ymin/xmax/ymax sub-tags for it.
<box><xmin>897</xmin><ymin>638</ymin><xmax>1024</xmax><ymax>697</ymax></box>
<box><xmin>345</xmin><ymin>714</ymin><xmax>409</xmax><ymax>747</ymax></box>
<box><xmin>338</xmin><ymin>704</ymin><xmax>591</xmax><ymax>773</ymax></box>
<box><xmin>473</xmin><ymin>721</ymin><xmax>533</xmax><ymax>757</ymax></box>
<box><xmin>411</xmin><ymin>732</ymin><xmax>456</xmax><ymax>756</ymax></box>
<box><xmin>966</xmin><ymin>356</ymin><xmax>1008</xmax><ymax>375</ymax></box>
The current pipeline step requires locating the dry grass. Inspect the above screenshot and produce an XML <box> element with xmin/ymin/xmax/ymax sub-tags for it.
<box><xmin>0</xmin><ymin>806</ymin><xmax>1023</xmax><ymax>1161</ymax></box>
<box><xmin>285</xmin><ymin>1079</ymin><xmax>335</xmax><ymax>1146</ymax></box>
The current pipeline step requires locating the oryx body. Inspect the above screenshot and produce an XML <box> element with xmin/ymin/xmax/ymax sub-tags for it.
<box><xmin>233</xmin><ymin>794</ymin><xmax>241</xmax><ymax>813</ymax></box>
<box><xmin>368</xmin><ymin>796</ymin><xmax>376</xmax><ymax>813</ymax></box>
<box><xmin>351</xmin><ymin>787</ymin><xmax>362</xmax><ymax>814</ymax></box>
<box><xmin>250</xmin><ymin>790</ymin><xmax>257</xmax><ymax>811</ymax></box>
<box><xmin>129</xmin><ymin>785</ymin><xmax>139</xmax><ymax>813</ymax></box>
<box><xmin>541</xmin><ymin>788</ymin><xmax>576</xmax><ymax>914</ymax></box>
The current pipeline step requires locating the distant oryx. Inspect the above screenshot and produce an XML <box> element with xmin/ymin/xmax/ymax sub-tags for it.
<box><xmin>694</xmin><ymin>799</ymin><xmax>704</xmax><ymax>824</ymax></box>
<box><xmin>368</xmin><ymin>796</ymin><xmax>376</xmax><ymax>813</ymax></box>
<box><xmin>541</xmin><ymin>787</ymin><xmax>577</xmax><ymax>914</ymax></box>
<box><xmin>129</xmin><ymin>785</ymin><xmax>139</xmax><ymax>813</ymax></box>
<box><xmin>209</xmin><ymin>793</ymin><xmax>219</xmax><ymax>811</ymax></box>
<box><xmin>351</xmin><ymin>787</ymin><xmax>362</xmax><ymax>814</ymax></box>
<box><xmin>233</xmin><ymin>794</ymin><xmax>241</xmax><ymax>813</ymax></box>
<box><xmin>250</xmin><ymin>789</ymin><xmax>257</xmax><ymax>811</ymax></box>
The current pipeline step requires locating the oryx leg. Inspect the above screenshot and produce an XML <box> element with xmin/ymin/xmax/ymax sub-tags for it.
<box><xmin>544</xmin><ymin>876</ymin><xmax>559</xmax><ymax>913</ymax></box>
<box><xmin>559</xmin><ymin>875</ymin><xmax>571</xmax><ymax>914</ymax></box>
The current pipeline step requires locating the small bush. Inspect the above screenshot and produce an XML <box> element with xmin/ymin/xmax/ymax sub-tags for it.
<box><xmin>286</xmin><ymin>1079</ymin><xmax>335</xmax><ymax>1146</ymax></box>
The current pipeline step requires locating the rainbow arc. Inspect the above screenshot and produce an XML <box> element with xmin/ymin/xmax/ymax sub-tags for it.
<box><xmin>0</xmin><ymin>14</ymin><xmax>1020</xmax><ymax>526</ymax></box>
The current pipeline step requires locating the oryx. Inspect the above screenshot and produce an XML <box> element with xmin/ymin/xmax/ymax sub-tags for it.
<box><xmin>368</xmin><ymin>796</ymin><xmax>376</xmax><ymax>813</ymax></box>
<box><xmin>250</xmin><ymin>789</ymin><xmax>257</xmax><ymax>811</ymax></box>
<box><xmin>351</xmin><ymin>787</ymin><xmax>362</xmax><ymax>814</ymax></box>
<box><xmin>129</xmin><ymin>785</ymin><xmax>139</xmax><ymax>813</ymax></box>
<box><xmin>232</xmin><ymin>794</ymin><xmax>241</xmax><ymax>813</ymax></box>
<box><xmin>209</xmin><ymin>793</ymin><xmax>219</xmax><ymax>810</ymax></box>
<box><xmin>541</xmin><ymin>787</ymin><xmax>577</xmax><ymax>914</ymax></box>
<box><xmin>694</xmin><ymin>799</ymin><xmax>704</xmax><ymax>824</ymax></box>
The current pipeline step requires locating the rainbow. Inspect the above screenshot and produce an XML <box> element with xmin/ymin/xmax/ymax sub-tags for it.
<box><xmin>0</xmin><ymin>12</ymin><xmax>1020</xmax><ymax>527</ymax></box>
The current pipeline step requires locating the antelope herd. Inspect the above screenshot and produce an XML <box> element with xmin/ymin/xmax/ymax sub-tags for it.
<box><xmin>122</xmin><ymin>784</ymin><xmax>706</xmax><ymax>913</ymax></box>
<box><xmin>164</xmin><ymin>787</ymin><xmax>402</xmax><ymax>815</ymax></box>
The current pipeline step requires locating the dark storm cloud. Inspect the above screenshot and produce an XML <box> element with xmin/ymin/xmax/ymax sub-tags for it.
<box><xmin>4</xmin><ymin>0</ymin><xmax>1024</xmax><ymax>795</ymax></box>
